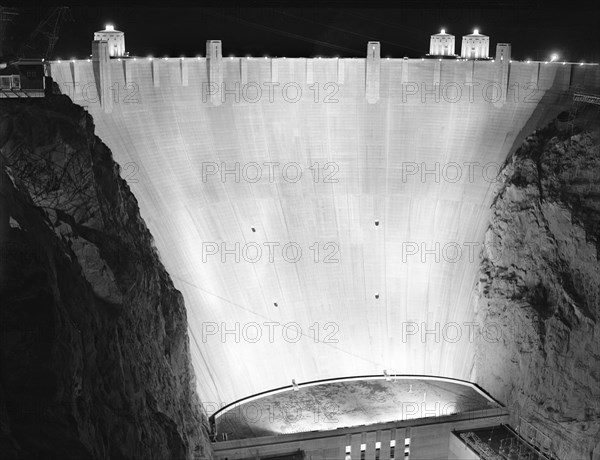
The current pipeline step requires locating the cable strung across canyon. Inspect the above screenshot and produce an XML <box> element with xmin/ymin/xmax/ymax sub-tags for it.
<box><xmin>202</xmin><ymin>9</ymin><xmax>364</xmax><ymax>55</ymax></box>
<box><xmin>270</xmin><ymin>8</ymin><xmax>425</xmax><ymax>55</ymax></box>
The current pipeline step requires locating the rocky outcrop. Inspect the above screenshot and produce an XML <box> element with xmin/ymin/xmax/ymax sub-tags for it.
<box><xmin>0</xmin><ymin>96</ymin><xmax>212</xmax><ymax>459</ymax></box>
<box><xmin>475</xmin><ymin>109</ymin><xmax>600</xmax><ymax>460</ymax></box>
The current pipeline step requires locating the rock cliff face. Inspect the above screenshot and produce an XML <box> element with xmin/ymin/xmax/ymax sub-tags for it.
<box><xmin>475</xmin><ymin>109</ymin><xmax>600</xmax><ymax>460</ymax></box>
<box><xmin>0</xmin><ymin>96</ymin><xmax>212</xmax><ymax>459</ymax></box>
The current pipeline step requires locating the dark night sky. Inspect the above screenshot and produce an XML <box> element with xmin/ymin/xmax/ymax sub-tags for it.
<box><xmin>5</xmin><ymin>1</ymin><xmax>600</xmax><ymax>62</ymax></box>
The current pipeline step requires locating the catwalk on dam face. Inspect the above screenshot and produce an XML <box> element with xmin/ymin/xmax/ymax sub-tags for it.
<box><xmin>49</xmin><ymin>47</ymin><xmax>600</xmax><ymax>407</ymax></box>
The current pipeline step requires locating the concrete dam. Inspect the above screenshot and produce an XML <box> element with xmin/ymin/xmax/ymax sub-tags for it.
<box><xmin>48</xmin><ymin>39</ymin><xmax>600</xmax><ymax>416</ymax></box>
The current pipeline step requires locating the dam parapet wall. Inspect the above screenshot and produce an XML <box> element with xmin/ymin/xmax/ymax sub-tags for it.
<box><xmin>49</xmin><ymin>40</ymin><xmax>600</xmax><ymax>113</ymax></box>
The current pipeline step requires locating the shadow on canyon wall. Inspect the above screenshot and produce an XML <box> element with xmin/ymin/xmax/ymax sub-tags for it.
<box><xmin>0</xmin><ymin>95</ymin><xmax>212</xmax><ymax>459</ymax></box>
<box><xmin>475</xmin><ymin>106</ymin><xmax>600</xmax><ymax>460</ymax></box>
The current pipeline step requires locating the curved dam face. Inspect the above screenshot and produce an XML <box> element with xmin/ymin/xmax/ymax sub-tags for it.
<box><xmin>49</xmin><ymin>46</ymin><xmax>599</xmax><ymax>408</ymax></box>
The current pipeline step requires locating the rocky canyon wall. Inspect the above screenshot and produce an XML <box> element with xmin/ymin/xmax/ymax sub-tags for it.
<box><xmin>0</xmin><ymin>96</ymin><xmax>212</xmax><ymax>459</ymax></box>
<box><xmin>475</xmin><ymin>108</ymin><xmax>600</xmax><ymax>460</ymax></box>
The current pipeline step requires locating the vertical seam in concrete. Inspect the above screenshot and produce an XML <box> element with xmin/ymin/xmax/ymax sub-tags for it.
<box><xmin>240</xmin><ymin>59</ymin><xmax>248</xmax><ymax>85</ymax></box>
<box><xmin>122</xmin><ymin>59</ymin><xmax>127</xmax><ymax>85</ymax></box>
<box><xmin>434</xmin><ymin>59</ymin><xmax>441</xmax><ymax>86</ymax></box>
<box><xmin>70</xmin><ymin>61</ymin><xmax>79</xmax><ymax>101</ymax></box>
<box><xmin>379</xmin><ymin>429</ymin><xmax>391</xmax><ymax>460</ymax></box>
<box><xmin>568</xmin><ymin>64</ymin><xmax>575</xmax><ymax>88</ymax></box>
<box><xmin>350</xmin><ymin>433</ymin><xmax>362</xmax><ymax>460</ymax></box>
<box><xmin>306</xmin><ymin>59</ymin><xmax>314</xmax><ymax>85</ymax></box>
<box><xmin>181</xmin><ymin>59</ymin><xmax>189</xmax><ymax>87</ymax></box>
<box><xmin>92</xmin><ymin>41</ymin><xmax>112</xmax><ymax>114</ymax></box>
<box><xmin>337</xmin><ymin>58</ymin><xmax>345</xmax><ymax>85</ymax></box>
<box><xmin>103</xmin><ymin>56</ymin><xmax>112</xmax><ymax>113</ymax></box>
<box><xmin>394</xmin><ymin>427</ymin><xmax>406</xmax><ymax>454</ymax></box>
<box><xmin>563</xmin><ymin>64</ymin><xmax>573</xmax><ymax>90</ymax></box>
<box><xmin>532</xmin><ymin>63</ymin><xmax>540</xmax><ymax>87</ymax></box>
<box><xmin>271</xmin><ymin>59</ymin><xmax>279</xmax><ymax>84</ymax></box>
<box><xmin>401</xmin><ymin>60</ymin><xmax>408</xmax><ymax>87</ymax></box>
<box><xmin>466</xmin><ymin>60</ymin><xmax>474</xmax><ymax>85</ymax></box>
<box><xmin>152</xmin><ymin>59</ymin><xmax>160</xmax><ymax>88</ymax></box>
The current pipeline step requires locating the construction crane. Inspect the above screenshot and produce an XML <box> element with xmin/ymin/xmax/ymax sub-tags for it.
<box><xmin>17</xmin><ymin>6</ymin><xmax>73</xmax><ymax>60</ymax></box>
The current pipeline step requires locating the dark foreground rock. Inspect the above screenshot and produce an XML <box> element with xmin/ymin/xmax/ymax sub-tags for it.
<box><xmin>0</xmin><ymin>96</ymin><xmax>212</xmax><ymax>459</ymax></box>
<box><xmin>475</xmin><ymin>109</ymin><xmax>600</xmax><ymax>460</ymax></box>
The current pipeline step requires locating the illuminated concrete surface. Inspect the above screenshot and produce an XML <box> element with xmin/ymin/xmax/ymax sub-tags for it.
<box><xmin>213</xmin><ymin>376</ymin><xmax>499</xmax><ymax>439</ymax></box>
<box><xmin>429</xmin><ymin>29</ymin><xmax>455</xmax><ymax>56</ymax></box>
<box><xmin>49</xmin><ymin>52</ymin><xmax>600</xmax><ymax>408</ymax></box>
<box><xmin>213</xmin><ymin>407</ymin><xmax>510</xmax><ymax>460</ymax></box>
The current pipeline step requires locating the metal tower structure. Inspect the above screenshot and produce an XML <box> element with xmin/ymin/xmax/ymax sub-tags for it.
<box><xmin>17</xmin><ymin>6</ymin><xmax>73</xmax><ymax>60</ymax></box>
